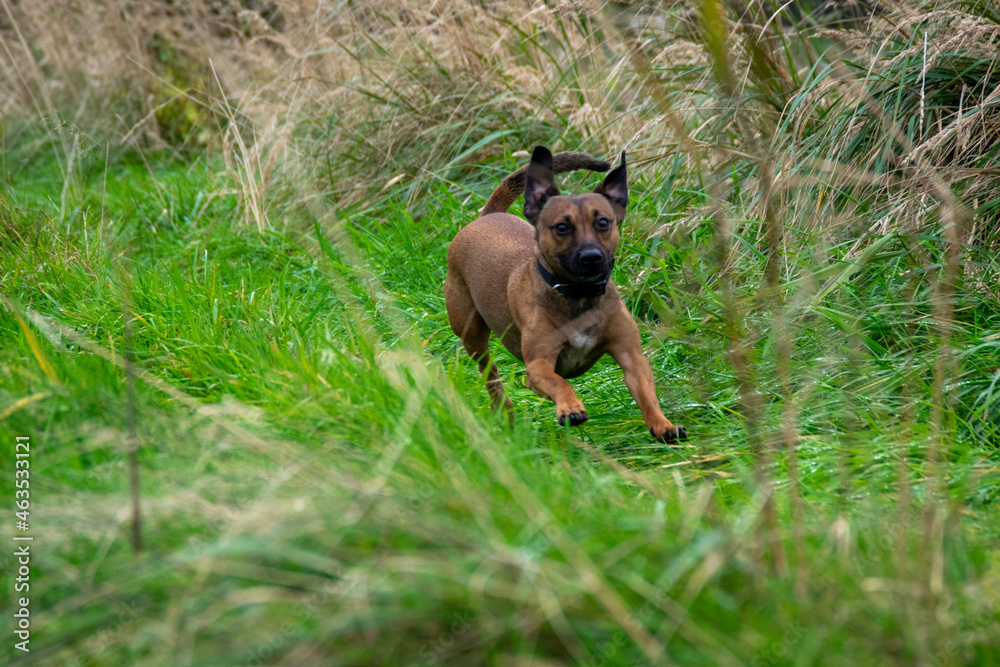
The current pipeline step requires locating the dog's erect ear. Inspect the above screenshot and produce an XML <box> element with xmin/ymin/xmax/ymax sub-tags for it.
<box><xmin>593</xmin><ymin>151</ymin><xmax>628</xmax><ymax>222</ymax></box>
<box><xmin>523</xmin><ymin>146</ymin><xmax>560</xmax><ymax>225</ymax></box>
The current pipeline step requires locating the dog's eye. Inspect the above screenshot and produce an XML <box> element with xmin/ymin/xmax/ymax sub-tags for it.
<box><xmin>596</xmin><ymin>218</ymin><xmax>611</xmax><ymax>231</ymax></box>
<box><xmin>553</xmin><ymin>222</ymin><xmax>573</xmax><ymax>235</ymax></box>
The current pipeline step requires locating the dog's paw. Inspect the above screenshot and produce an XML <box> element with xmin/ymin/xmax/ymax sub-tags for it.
<box><xmin>651</xmin><ymin>424</ymin><xmax>688</xmax><ymax>444</ymax></box>
<box><xmin>556</xmin><ymin>406</ymin><xmax>589</xmax><ymax>427</ymax></box>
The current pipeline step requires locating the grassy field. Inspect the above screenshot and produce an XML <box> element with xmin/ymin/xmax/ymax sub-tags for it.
<box><xmin>3</xmin><ymin>0</ymin><xmax>1000</xmax><ymax>665</ymax></box>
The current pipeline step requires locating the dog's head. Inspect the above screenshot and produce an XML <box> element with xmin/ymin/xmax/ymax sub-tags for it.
<box><xmin>523</xmin><ymin>146</ymin><xmax>627</xmax><ymax>285</ymax></box>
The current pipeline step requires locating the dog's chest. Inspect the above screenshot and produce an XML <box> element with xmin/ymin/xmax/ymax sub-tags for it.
<box><xmin>556</xmin><ymin>330</ymin><xmax>602</xmax><ymax>378</ymax></box>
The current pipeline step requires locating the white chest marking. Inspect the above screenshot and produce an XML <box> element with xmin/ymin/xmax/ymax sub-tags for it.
<box><xmin>558</xmin><ymin>333</ymin><xmax>600</xmax><ymax>375</ymax></box>
<box><xmin>569</xmin><ymin>333</ymin><xmax>595</xmax><ymax>350</ymax></box>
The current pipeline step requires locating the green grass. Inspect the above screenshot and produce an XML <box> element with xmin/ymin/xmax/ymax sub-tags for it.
<box><xmin>2</xmin><ymin>125</ymin><xmax>1000</xmax><ymax>666</ymax></box>
<box><xmin>2</xmin><ymin>2</ymin><xmax>1000</xmax><ymax>664</ymax></box>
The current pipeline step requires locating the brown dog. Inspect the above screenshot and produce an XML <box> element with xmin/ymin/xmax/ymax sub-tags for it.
<box><xmin>445</xmin><ymin>146</ymin><xmax>686</xmax><ymax>442</ymax></box>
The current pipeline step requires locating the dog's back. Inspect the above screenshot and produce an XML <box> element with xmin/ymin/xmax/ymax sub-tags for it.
<box><xmin>446</xmin><ymin>213</ymin><xmax>532</xmax><ymax>357</ymax></box>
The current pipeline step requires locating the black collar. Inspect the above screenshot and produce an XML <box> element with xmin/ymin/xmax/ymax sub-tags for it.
<box><xmin>536</xmin><ymin>259</ymin><xmax>614</xmax><ymax>299</ymax></box>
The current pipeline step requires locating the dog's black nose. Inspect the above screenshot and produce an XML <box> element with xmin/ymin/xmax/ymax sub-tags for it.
<box><xmin>578</xmin><ymin>245</ymin><xmax>603</xmax><ymax>266</ymax></box>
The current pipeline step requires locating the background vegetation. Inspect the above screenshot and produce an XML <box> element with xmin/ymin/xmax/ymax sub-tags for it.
<box><xmin>2</xmin><ymin>0</ymin><xmax>999</xmax><ymax>664</ymax></box>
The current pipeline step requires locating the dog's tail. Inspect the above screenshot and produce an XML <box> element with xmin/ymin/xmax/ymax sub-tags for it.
<box><xmin>480</xmin><ymin>151</ymin><xmax>611</xmax><ymax>216</ymax></box>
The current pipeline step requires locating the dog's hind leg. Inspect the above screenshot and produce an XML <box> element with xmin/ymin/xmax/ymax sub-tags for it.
<box><xmin>446</xmin><ymin>274</ymin><xmax>514</xmax><ymax>418</ymax></box>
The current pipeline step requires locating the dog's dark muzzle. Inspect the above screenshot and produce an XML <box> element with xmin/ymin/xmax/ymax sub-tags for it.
<box><xmin>567</xmin><ymin>244</ymin><xmax>611</xmax><ymax>279</ymax></box>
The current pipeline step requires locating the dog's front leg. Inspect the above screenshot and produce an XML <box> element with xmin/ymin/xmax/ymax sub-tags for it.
<box><xmin>606</xmin><ymin>312</ymin><xmax>686</xmax><ymax>443</ymax></box>
<box><xmin>524</xmin><ymin>356</ymin><xmax>588</xmax><ymax>426</ymax></box>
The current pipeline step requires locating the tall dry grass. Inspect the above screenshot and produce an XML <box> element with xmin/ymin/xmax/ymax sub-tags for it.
<box><xmin>7</xmin><ymin>0</ymin><xmax>993</xmax><ymax>233</ymax></box>
<box><xmin>4</xmin><ymin>0</ymin><xmax>996</xmax><ymax>210</ymax></box>
<box><xmin>1</xmin><ymin>1</ymin><xmax>755</xmax><ymax>212</ymax></box>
